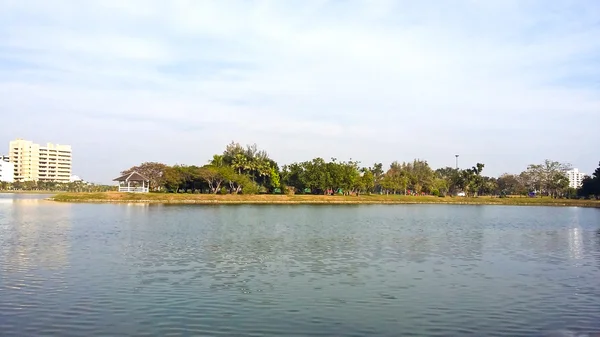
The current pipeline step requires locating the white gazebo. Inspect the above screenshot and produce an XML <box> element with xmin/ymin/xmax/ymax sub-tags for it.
<box><xmin>113</xmin><ymin>171</ymin><xmax>150</xmax><ymax>193</ymax></box>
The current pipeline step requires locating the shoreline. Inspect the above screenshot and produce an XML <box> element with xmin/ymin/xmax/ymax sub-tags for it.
<box><xmin>1</xmin><ymin>190</ymin><xmax>60</xmax><ymax>194</ymax></box>
<box><xmin>48</xmin><ymin>192</ymin><xmax>600</xmax><ymax>207</ymax></box>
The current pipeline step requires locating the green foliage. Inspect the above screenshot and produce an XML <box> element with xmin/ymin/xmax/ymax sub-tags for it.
<box><xmin>435</xmin><ymin>167</ymin><xmax>461</xmax><ymax>195</ymax></box>
<box><xmin>120</xmin><ymin>162</ymin><xmax>168</xmax><ymax>191</ymax></box>
<box><xmin>524</xmin><ymin>160</ymin><xmax>572</xmax><ymax>197</ymax></box>
<box><xmin>497</xmin><ymin>173</ymin><xmax>522</xmax><ymax>195</ymax></box>
<box><xmin>198</xmin><ymin>165</ymin><xmax>225</xmax><ymax>193</ymax></box>
<box><xmin>114</xmin><ymin>142</ymin><xmax>595</xmax><ymax>200</ymax></box>
<box><xmin>359</xmin><ymin>170</ymin><xmax>375</xmax><ymax>194</ymax></box>
<box><xmin>280</xmin><ymin>158</ymin><xmax>365</xmax><ymax>195</ymax></box>
<box><xmin>578</xmin><ymin>161</ymin><xmax>600</xmax><ymax>199</ymax></box>
<box><xmin>0</xmin><ymin>181</ymin><xmax>115</xmax><ymax>192</ymax></box>
<box><xmin>162</xmin><ymin>166</ymin><xmax>184</xmax><ymax>192</ymax></box>
<box><xmin>381</xmin><ymin>162</ymin><xmax>410</xmax><ymax>194</ymax></box>
<box><xmin>269</xmin><ymin>167</ymin><xmax>280</xmax><ymax>189</ymax></box>
<box><xmin>241</xmin><ymin>180</ymin><xmax>260</xmax><ymax>194</ymax></box>
<box><xmin>565</xmin><ymin>187</ymin><xmax>578</xmax><ymax>199</ymax></box>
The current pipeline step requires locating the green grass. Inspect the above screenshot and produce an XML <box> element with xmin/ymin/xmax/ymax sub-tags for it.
<box><xmin>49</xmin><ymin>192</ymin><xmax>600</xmax><ymax>207</ymax></box>
<box><xmin>0</xmin><ymin>190</ymin><xmax>61</xmax><ymax>194</ymax></box>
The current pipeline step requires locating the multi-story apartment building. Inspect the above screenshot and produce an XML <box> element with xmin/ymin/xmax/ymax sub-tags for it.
<box><xmin>566</xmin><ymin>168</ymin><xmax>586</xmax><ymax>189</ymax></box>
<box><xmin>0</xmin><ymin>157</ymin><xmax>14</xmax><ymax>183</ymax></box>
<box><xmin>8</xmin><ymin>139</ymin><xmax>72</xmax><ymax>183</ymax></box>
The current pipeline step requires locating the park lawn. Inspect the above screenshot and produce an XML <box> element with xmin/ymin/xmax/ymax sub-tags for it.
<box><xmin>49</xmin><ymin>192</ymin><xmax>600</xmax><ymax>207</ymax></box>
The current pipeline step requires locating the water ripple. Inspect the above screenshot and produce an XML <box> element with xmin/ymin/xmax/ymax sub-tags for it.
<box><xmin>1</xmin><ymin>203</ymin><xmax>600</xmax><ymax>336</ymax></box>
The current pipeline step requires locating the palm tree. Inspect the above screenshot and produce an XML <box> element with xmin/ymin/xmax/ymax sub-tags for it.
<box><xmin>257</xmin><ymin>160</ymin><xmax>271</xmax><ymax>184</ymax></box>
<box><xmin>232</xmin><ymin>153</ymin><xmax>248</xmax><ymax>175</ymax></box>
<box><xmin>210</xmin><ymin>155</ymin><xmax>225</xmax><ymax>167</ymax></box>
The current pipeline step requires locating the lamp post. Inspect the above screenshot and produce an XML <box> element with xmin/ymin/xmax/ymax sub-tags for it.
<box><xmin>455</xmin><ymin>154</ymin><xmax>459</xmax><ymax>169</ymax></box>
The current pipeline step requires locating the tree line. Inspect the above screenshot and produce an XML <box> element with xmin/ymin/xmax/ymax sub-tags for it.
<box><xmin>118</xmin><ymin>141</ymin><xmax>600</xmax><ymax>199</ymax></box>
<box><xmin>578</xmin><ymin>162</ymin><xmax>600</xmax><ymax>199</ymax></box>
<box><xmin>0</xmin><ymin>180</ymin><xmax>116</xmax><ymax>192</ymax></box>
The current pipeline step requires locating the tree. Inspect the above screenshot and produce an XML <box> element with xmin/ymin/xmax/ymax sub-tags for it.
<box><xmin>269</xmin><ymin>167</ymin><xmax>281</xmax><ymax>191</ymax></box>
<box><xmin>578</xmin><ymin>161</ymin><xmax>600</xmax><ymax>199</ymax></box>
<box><xmin>435</xmin><ymin>167</ymin><xmax>461</xmax><ymax>195</ymax></box>
<box><xmin>210</xmin><ymin>155</ymin><xmax>225</xmax><ymax>167</ymax></box>
<box><xmin>220</xmin><ymin>166</ymin><xmax>245</xmax><ymax>194</ymax></box>
<box><xmin>121</xmin><ymin>162</ymin><xmax>168</xmax><ymax>191</ymax></box>
<box><xmin>109</xmin><ymin>141</ymin><xmax>598</xmax><ymax>200</ymax></box>
<box><xmin>302</xmin><ymin>158</ymin><xmax>329</xmax><ymax>194</ymax></box>
<box><xmin>548</xmin><ymin>172</ymin><xmax>569</xmax><ymax>198</ymax></box>
<box><xmin>370</xmin><ymin>163</ymin><xmax>384</xmax><ymax>193</ymax></box>
<box><xmin>281</xmin><ymin>163</ymin><xmax>306</xmax><ymax>193</ymax></box>
<box><xmin>359</xmin><ymin>170</ymin><xmax>375</xmax><ymax>194</ymax></box>
<box><xmin>431</xmin><ymin>177</ymin><xmax>449</xmax><ymax>196</ymax></box>
<box><xmin>457</xmin><ymin>163</ymin><xmax>485</xmax><ymax>197</ymax></box>
<box><xmin>407</xmin><ymin>159</ymin><xmax>435</xmax><ymax>194</ymax></box>
<box><xmin>381</xmin><ymin>163</ymin><xmax>409</xmax><ymax>195</ymax></box>
<box><xmin>163</xmin><ymin>166</ymin><xmax>184</xmax><ymax>192</ymax></box>
<box><xmin>231</xmin><ymin>153</ymin><xmax>248</xmax><ymax>175</ymax></box>
<box><xmin>470</xmin><ymin>163</ymin><xmax>486</xmax><ymax>196</ymax></box>
<box><xmin>525</xmin><ymin>159</ymin><xmax>571</xmax><ymax>196</ymax></box>
<box><xmin>198</xmin><ymin>166</ymin><xmax>225</xmax><ymax>194</ymax></box>
<box><xmin>479</xmin><ymin>176</ymin><xmax>498</xmax><ymax>196</ymax></box>
<box><xmin>497</xmin><ymin>173</ymin><xmax>521</xmax><ymax>196</ymax></box>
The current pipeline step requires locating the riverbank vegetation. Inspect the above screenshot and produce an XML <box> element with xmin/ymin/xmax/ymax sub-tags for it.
<box><xmin>116</xmin><ymin>141</ymin><xmax>599</xmax><ymax>200</ymax></box>
<box><xmin>0</xmin><ymin>181</ymin><xmax>116</xmax><ymax>193</ymax></box>
<box><xmin>50</xmin><ymin>192</ymin><xmax>600</xmax><ymax>207</ymax></box>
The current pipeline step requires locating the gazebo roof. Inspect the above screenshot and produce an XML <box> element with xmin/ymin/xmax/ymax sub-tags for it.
<box><xmin>113</xmin><ymin>171</ymin><xmax>149</xmax><ymax>182</ymax></box>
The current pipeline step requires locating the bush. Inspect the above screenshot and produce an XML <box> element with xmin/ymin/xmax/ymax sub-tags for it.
<box><xmin>431</xmin><ymin>189</ymin><xmax>440</xmax><ymax>197</ymax></box>
<box><xmin>283</xmin><ymin>185</ymin><xmax>295</xmax><ymax>195</ymax></box>
<box><xmin>242</xmin><ymin>181</ymin><xmax>260</xmax><ymax>195</ymax></box>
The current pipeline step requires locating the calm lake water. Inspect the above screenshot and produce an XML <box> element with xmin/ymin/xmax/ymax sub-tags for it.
<box><xmin>1</xmin><ymin>194</ymin><xmax>600</xmax><ymax>336</ymax></box>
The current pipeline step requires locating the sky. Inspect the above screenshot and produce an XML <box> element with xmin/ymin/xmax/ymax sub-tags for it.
<box><xmin>1</xmin><ymin>0</ymin><xmax>599</xmax><ymax>184</ymax></box>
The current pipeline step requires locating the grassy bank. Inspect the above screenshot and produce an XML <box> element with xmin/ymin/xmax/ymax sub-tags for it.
<box><xmin>49</xmin><ymin>192</ymin><xmax>600</xmax><ymax>207</ymax></box>
<box><xmin>1</xmin><ymin>190</ymin><xmax>61</xmax><ymax>194</ymax></box>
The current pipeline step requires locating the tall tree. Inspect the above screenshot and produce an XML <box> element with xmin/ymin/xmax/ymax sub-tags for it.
<box><xmin>435</xmin><ymin>167</ymin><xmax>461</xmax><ymax>195</ymax></box>
<box><xmin>359</xmin><ymin>169</ymin><xmax>375</xmax><ymax>194</ymax></box>
<box><xmin>525</xmin><ymin>159</ymin><xmax>571</xmax><ymax>196</ymax></box>
<box><xmin>578</xmin><ymin>161</ymin><xmax>600</xmax><ymax>199</ymax></box>
<box><xmin>370</xmin><ymin>163</ymin><xmax>384</xmax><ymax>193</ymax></box>
<box><xmin>121</xmin><ymin>162</ymin><xmax>168</xmax><ymax>191</ymax></box>
<box><xmin>198</xmin><ymin>166</ymin><xmax>226</xmax><ymax>194</ymax></box>
<box><xmin>497</xmin><ymin>173</ymin><xmax>522</xmax><ymax>196</ymax></box>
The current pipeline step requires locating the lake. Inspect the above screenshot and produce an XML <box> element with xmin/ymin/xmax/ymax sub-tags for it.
<box><xmin>1</xmin><ymin>194</ymin><xmax>600</xmax><ymax>336</ymax></box>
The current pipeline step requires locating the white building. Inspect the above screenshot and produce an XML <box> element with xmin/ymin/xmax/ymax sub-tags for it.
<box><xmin>566</xmin><ymin>168</ymin><xmax>586</xmax><ymax>189</ymax></box>
<box><xmin>8</xmin><ymin>138</ymin><xmax>72</xmax><ymax>183</ymax></box>
<box><xmin>0</xmin><ymin>159</ymin><xmax>15</xmax><ymax>183</ymax></box>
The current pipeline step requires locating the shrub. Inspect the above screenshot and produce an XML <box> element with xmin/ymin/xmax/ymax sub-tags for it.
<box><xmin>242</xmin><ymin>181</ymin><xmax>260</xmax><ymax>195</ymax></box>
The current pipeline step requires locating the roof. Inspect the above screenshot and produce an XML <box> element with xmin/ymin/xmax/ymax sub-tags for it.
<box><xmin>113</xmin><ymin>171</ymin><xmax>149</xmax><ymax>182</ymax></box>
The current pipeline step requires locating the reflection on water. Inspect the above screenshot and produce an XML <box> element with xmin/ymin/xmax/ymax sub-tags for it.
<box><xmin>0</xmin><ymin>202</ymin><xmax>599</xmax><ymax>336</ymax></box>
<box><xmin>568</xmin><ymin>227</ymin><xmax>584</xmax><ymax>260</ymax></box>
<box><xmin>566</xmin><ymin>207</ymin><xmax>584</xmax><ymax>260</ymax></box>
<box><xmin>0</xmin><ymin>199</ymin><xmax>72</xmax><ymax>271</ymax></box>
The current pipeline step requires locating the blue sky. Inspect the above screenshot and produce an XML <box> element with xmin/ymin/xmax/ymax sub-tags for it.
<box><xmin>1</xmin><ymin>0</ymin><xmax>599</xmax><ymax>184</ymax></box>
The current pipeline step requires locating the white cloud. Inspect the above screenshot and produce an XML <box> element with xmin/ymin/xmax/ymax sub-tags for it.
<box><xmin>1</xmin><ymin>0</ymin><xmax>599</xmax><ymax>182</ymax></box>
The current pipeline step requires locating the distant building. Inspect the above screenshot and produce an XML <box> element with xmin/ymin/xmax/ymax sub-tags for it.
<box><xmin>70</xmin><ymin>175</ymin><xmax>83</xmax><ymax>182</ymax></box>
<box><xmin>0</xmin><ymin>157</ymin><xmax>14</xmax><ymax>183</ymax></box>
<box><xmin>566</xmin><ymin>168</ymin><xmax>585</xmax><ymax>189</ymax></box>
<box><xmin>8</xmin><ymin>139</ymin><xmax>72</xmax><ymax>183</ymax></box>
